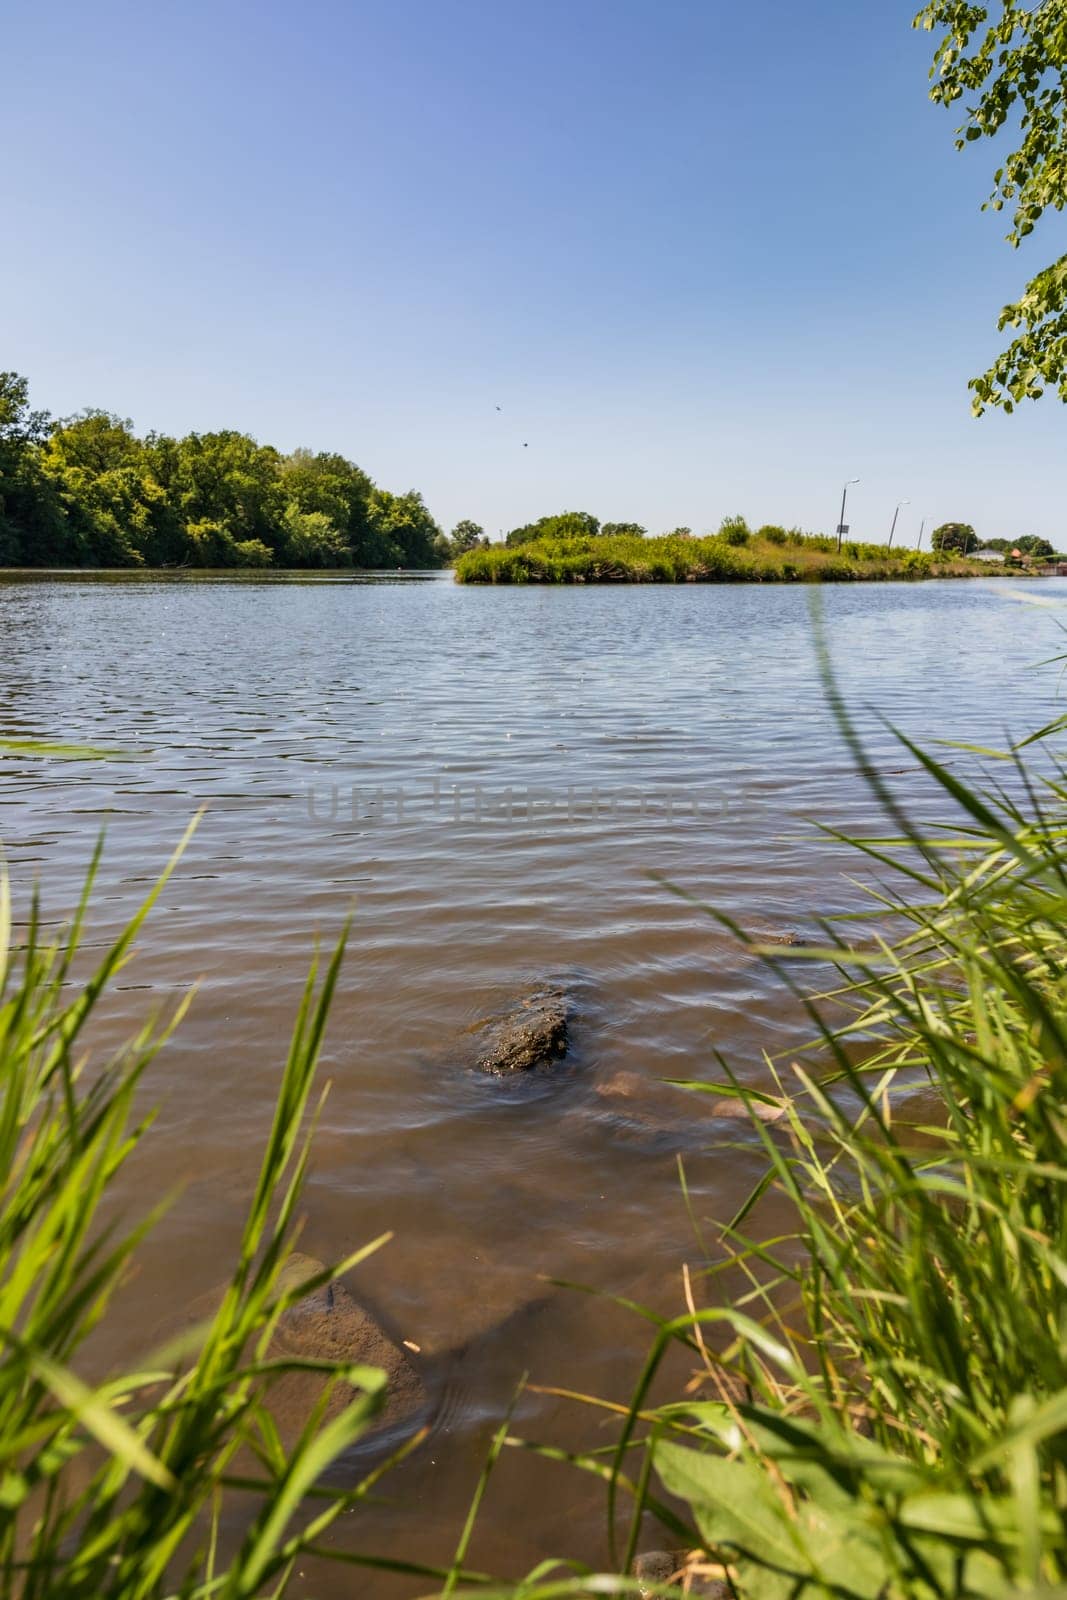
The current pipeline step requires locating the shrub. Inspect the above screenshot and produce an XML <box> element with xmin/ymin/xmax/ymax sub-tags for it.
<box><xmin>183</xmin><ymin>519</ymin><xmax>234</xmax><ymax>565</ymax></box>
<box><xmin>758</xmin><ymin>525</ymin><xmax>787</xmax><ymax>544</ymax></box>
<box><xmin>233</xmin><ymin>537</ymin><xmax>273</xmax><ymax>567</ymax></box>
<box><xmin>718</xmin><ymin>514</ymin><xmax>750</xmax><ymax>545</ymax></box>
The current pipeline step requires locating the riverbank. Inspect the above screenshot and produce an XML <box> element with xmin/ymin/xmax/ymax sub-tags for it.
<box><xmin>454</xmin><ymin>529</ymin><xmax>1000</xmax><ymax>583</ymax></box>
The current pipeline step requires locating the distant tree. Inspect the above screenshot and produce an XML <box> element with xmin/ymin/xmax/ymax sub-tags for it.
<box><xmin>979</xmin><ymin>538</ymin><xmax>1012</xmax><ymax>552</ymax></box>
<box><xmin>600</xmin><ymin>521</ymin><xmax>646</xmax><ymax>539</ymax></box>
<box><xmin>369</xmin><ymin>489</ymin><xmax>445</xmax><ymax>567</ymax></box>
<box><xmin>0</xmin><ymin>371</ymin><xmax>63</xmax><ymax>563</ymax></box>
<box><xmin>664</xmin><ymin>526</ymin><xmax>693</xmax><ymax>539</ymax></box>
<box><xmin>932</xmin><ymin>522</ymin><xmax>978</xmax><ymax>555</ymax></box>
<box><xmin>165</xmin><ymin>431</ymin><xmax>284</xmax><ymax>548</ymax></box>
<box><xmin>1016</xmin><ymin>535</ymin><xmax>1055</xmax><ymax>557</ymax></box>
<box><xmin>506</xmin><ymin>511</ymin><xmax>600</xmax><ymax>547</ymax></box>
<box><xmin>279</xmin><ymin>505</ymin><xmax>350</xmax><ymax>567</ymax></box>
<box><xmin>46</xmin><ymin>411</ymin><xmax>142</xmax><ymax>475</ymax></box>
<box><xmin>43</xmin><ymin>414</ymin><xmax>179</xmax><ymax>565</ymax></box>
<box><xmin>450</xmin><ymin>519</ymin><xmax>486</xmax><ymax>555</ymax></box>
<box><xmin>917</xmin><ymin>1</ymin><xmax>1067</xmax><ymax>412</ymax></box>
<box><xmin>279</xmin><ymin>449</ymin><xmax>376</xmax><ymax>563</ymax></box>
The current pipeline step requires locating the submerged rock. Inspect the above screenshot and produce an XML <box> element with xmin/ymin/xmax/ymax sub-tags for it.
<box><xmin>594</xmin><ymin>1070</ymin><xmax>787</xmax><ymax>1133</ymax></box>
<box><xmin>179</xmin><ymin>1252</ymin><xmax>427</xmax><ymax>1448</ymax></box>
<box><xmin>267</xmin><ymin>1253</ymin><xmax>426</xmax><ymax>1438</ymax></box>
<box><xmin>469</xmin><ymin>987</ymin><xmax>572</xmax><ymax>1075</ymax></box>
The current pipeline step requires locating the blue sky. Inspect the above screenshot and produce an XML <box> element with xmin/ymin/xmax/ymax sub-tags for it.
<box><xmin>4</xmin><ymin>0</ymin><xmax>1064</xmax><ymax>544</ymax></box>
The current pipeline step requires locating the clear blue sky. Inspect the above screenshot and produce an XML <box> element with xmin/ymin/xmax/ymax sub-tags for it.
<box><xmin>4</xmin><ymin>0</ymin><xmax>1064</xmax><ymax>544</ymax></box>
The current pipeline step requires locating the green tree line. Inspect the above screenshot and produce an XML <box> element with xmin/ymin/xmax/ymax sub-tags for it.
<box><xmin>0</xmin><ymin>372</ymin><xmax>450</xmax><ymax>569</ymax></box>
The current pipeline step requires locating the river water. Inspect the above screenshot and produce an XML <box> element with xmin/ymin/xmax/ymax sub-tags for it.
<box><xmin>0</xmin><ymin>571</ymin><xmax>1056</xmax><ymax>1589</ymax></box>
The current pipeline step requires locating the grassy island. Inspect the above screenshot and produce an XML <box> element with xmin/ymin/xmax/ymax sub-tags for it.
<box><xmin>454</xmin><ymin>526</ymin><xmax>1000</xmax><ymax>584</ymax></box>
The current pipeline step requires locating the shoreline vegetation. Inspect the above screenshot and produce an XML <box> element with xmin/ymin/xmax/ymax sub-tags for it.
<box><xmin>454</xmin><ymin>524</ymin><xmax>1002</xmax><ymax>584</ymax></box>
<box><xmin>4</xmin><ymin>375</ymin><xmax>1052</xmax><ymax>584</ymax></box>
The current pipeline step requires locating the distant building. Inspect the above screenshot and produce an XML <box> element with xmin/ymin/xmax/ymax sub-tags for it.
<box><xmin>973</xmin><ymin>548</ymin><xmax>1006</xmax><ymax>563</ymax></box>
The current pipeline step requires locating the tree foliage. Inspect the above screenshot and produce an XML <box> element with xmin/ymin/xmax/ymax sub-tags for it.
<box><xmin>449</xmin><ymin>518</ymin><xmax>488</xmax><ymax>555</ymax></box>
<box><xmin>505</xmin><ymin>510</ymin><xmax>601</xmax><ymax>547</ymax></box>
<box><xmin>600</xmin><ymin>520</ymin><xmax>646</xmax><ymax>539</ymax></box>
<box><xmin>917</xmin><ymin>0</ymin><xmax>1067</xmax><ymax>412</ymax></box>
<box><xmin>932</xmin><ymin>521</ymin><xmax>979</xmax><ymax>553</ymax></box>
<box><xmin>0</xmin><ymin>373</ymin><xmax>446</xmax><ymax>569</ymax></box>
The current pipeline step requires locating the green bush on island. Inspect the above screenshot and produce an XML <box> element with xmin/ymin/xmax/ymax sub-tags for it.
<box><xmin>455</xmin><ymin>528</ymin><xmax>986</xmax><ymax>585</ymax></box>
<box><xmin>0</xmin><ymin>371</ymin><xmax>447</xmax><ymax>569</ymax></box>
<box><xmin>718</xmin><ymin>513</ymin><xmax>750</xmax><ymax>545</ymax></box>
<box><xmin>505</xmin><ymin>510</ymin><xmax>602</xmax><ymax>547</ymax></box>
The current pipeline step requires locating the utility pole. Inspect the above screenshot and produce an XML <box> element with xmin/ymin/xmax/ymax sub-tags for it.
<box><xmin>836</xmin><ymin>478</ymin><xmax>860</xmax><ymax>551</ymax></box>
<box><xmin>888</xmin><ymin>499</ymin><xmax>910</xmax><ymax>549</ymax></box>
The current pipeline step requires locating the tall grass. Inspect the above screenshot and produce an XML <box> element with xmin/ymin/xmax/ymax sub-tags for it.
<box><xmin>479</xmin><ymin>620</ymin><xmax>1067</xmax><ymax>1596</ymax></box>
<box><xmin>0</xmin><ymin>822</ymin><xmax>468</xmax><ymax>1598</ymax></box>
<box><xmin>454</xmin><ymin>531</ymin><xmax>991</xmax><ymax>585</ymax></box>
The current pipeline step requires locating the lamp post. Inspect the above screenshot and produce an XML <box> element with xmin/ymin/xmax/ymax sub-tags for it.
<box><xmin>916</xmin><ymin>517</ymin><xmax>927</xmax><ymax>552</ymax></box>
<box><xmin>888</xmin><ymin>499</ymin><xmax>910</xmax><ymax>549</ymax></box>
<box><xmin>836</xmin><ymin>478</ymin><xmax>860</xmax><ymax>551</ymax></box>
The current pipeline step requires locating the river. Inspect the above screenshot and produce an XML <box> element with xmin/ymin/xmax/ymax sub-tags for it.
<box><xmin>0</xmin><ymin>570</ymin><xmax>1054</xmax><ymax>1590</ymax></box>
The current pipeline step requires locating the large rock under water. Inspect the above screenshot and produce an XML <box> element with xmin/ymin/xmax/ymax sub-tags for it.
<box><xmin>179</xmin><ymin>1252</ymin><xmax>427</xmax><ymax>1448</ymax></box>
<box><xmin>266</xmin><ymin>1253</ymin><xmax>426</xmax><ymax>1439</ymax></box>
<box><xmin>468</xmin><ymin>986</ymin><xmax>572</xmax><ymax>1075</ymax></box>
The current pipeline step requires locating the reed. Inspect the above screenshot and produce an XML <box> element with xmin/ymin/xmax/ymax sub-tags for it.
<box><xmin>0</xmin><ymin>821</ymin><xmax>465</xmax><ymax>1598</ymax></box>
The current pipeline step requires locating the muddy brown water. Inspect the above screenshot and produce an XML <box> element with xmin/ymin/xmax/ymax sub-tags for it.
<box><xmin>0</xmin><ymin>570</ymin><xmax>1056</xmax><ymax>1590</ymax></box>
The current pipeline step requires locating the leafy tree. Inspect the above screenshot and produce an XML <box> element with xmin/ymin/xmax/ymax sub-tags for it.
<box><xmin>917</xmin><ymin>2</ymin><xmax>1067</xmax><ymax>412</ymax></box>
<box><xmin>450</xmin><ymin>518</ymin><xmax>486</xmax><ymax>555</ymax></box>
<box><xmin>279</xmin><ymin>505</ymin><xmax>350</xmax><ymax>567</ymax></box>
<box><xmin>0</xmin><ymin>372</ymin><xmax>62</xmax><ymax>563</ymax></box>
<box><xmin>279</xmin><ymin>449</ymin><xmax>377</xmax><ymax>563</ymax></box>
<box><xmin>162</xmin><ymin>432</ymin><xmax>284</xmax><ymax>547</ymax></box>
<box><xmin>932</xmin><ymin>522</ymin><xmax>978</xmax><ymax>554</ymax></box>
<box><xmin>46</xmin><ymin>410</ymin><xmax>143</xmax><ymax>476</ymax></box>
<box><xmin>601</xmin><ymin>521</ymin><xmax>646</xmax><ymax>538</ymax></box>
<box><xmin>506</xmin><ymin>510</ymin><xmax>600</xmax><ymax>547</ymax></box>
<box><xmin>1016</xmin><ymin>534</ymin><xmax>1055</xmax><ymax>556</ymax></box>
<box><xmin>367</xmin><ymin>489</ymin><xmax>443</xmax><ymax>567</ymax></box>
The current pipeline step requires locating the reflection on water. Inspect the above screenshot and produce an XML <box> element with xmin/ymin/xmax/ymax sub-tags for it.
<box><xmin>0</xmin><ymin>570</ymin><xmax>1053</xmax><ymax>1589</ymax></box>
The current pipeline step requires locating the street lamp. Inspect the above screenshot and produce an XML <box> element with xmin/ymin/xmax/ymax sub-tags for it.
<box><xmin>836</xmin><ymin>478</ymin><xmax>860</xmax><ymax>551</ymax></box>
<box><xmin>888</xmin><ymin>499</ymin><xmax>910</xmax><ymax>549</ymax></box>
<box><xmin>916</xmin><ymin>517</ymin><xmax>929</xmax><ymax>552</ymax></box>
